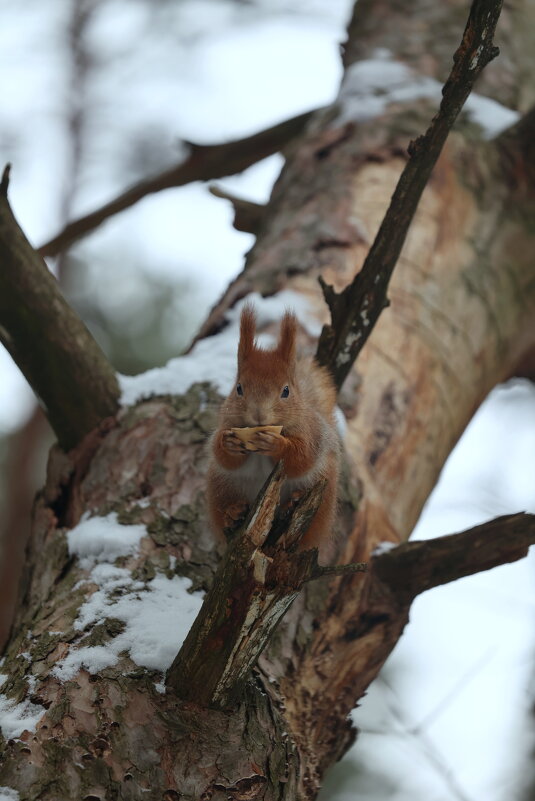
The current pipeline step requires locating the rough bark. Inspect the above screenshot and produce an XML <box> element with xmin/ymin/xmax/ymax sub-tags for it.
<box><xmin>1</xmin><ymin>0</ymin><xmax>535</xmax><ymax>798</ymax></box>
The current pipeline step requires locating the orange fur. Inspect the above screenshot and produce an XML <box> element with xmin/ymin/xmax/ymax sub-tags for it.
<box><xmin>207</xmin><ymin>305</ymin><xmax>340</xmax><ymax>560</ymax></box>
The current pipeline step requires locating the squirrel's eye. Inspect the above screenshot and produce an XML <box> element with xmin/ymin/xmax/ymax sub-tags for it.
<box><xmin>281</xmin><ymin>385</ymin><xmax>290</xmax><ymax>398</ymax></box>
<box><xmin>236</xmin><ymin>383</ymin><xmax>243</xmax><ymax>396</ymax></box>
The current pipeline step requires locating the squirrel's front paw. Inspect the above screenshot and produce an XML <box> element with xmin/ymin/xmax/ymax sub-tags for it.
<box><xmin>221</xmin><ymin>429</ymin><xmax>248</xmax><ymax>455</ymax></box>
<box><xmin>223</xmin><ymin>501</ymin><xmax>249</xmax><ymax>533</ymax></box>
<box><xmin>250</xmin><ymin>430</ymin><xmax>285</xmax><ymax>457</ymax></box>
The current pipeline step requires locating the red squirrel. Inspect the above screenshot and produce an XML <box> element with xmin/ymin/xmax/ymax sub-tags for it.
<box><xmin>207</xmin><ymin>303</ymin><xmax>340</xmax><ymax>555</ymax></box>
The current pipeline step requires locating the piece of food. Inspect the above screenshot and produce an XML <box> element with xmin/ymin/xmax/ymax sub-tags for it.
<box><xmin>231</xmin><ymin>425</ymin><xmax>283</xmax><ymax>450</ymax></box>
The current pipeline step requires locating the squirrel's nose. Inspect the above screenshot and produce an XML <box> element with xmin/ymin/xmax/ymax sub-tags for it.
<box><xmin>251</xmin><ymin>406</ymin><xmax>268</xmax><ymax>426</ymax></box>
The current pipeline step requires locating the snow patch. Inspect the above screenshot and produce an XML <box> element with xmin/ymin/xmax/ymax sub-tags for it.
<box><xmin>53</xmin><ymin>568</ymin><xmax>203</xmax><ymax>681</ymax></box>
<box><xmin>334</xmin><ymin>406</ymin><xmax>347</xmax><ymax>439</ymax></box>
<box><xmin>67</xmin><ymin>513</ymin><xmax>146</xmax><ymax>569</ymax></box>
<box><xmin>0</xmin><ymin>788</ymin><xmax>20</xmax><ymax>801</ymax></box>
<box><xmin>56</xmin><ymin>513</ymin><xmax>205</xmax><ymax>683</ymax></box>
<box><xmin>119</xmin><ymin>290</ymin><xmax>322</xmax><ymax>406</ymax></box>
<box><xmin>372</xmin><ymin>541</ymin><xmax>397</xmax><ymax>556</ymax></box>
<box><xmin>0</xmin><ymin>694</ymin><xmax>45</xmax><ymax>740</ymax></box>
<box><xmin>336</xmin><ymin>53</ymin><xmax>519</xmax><ymax>138</ymax></box>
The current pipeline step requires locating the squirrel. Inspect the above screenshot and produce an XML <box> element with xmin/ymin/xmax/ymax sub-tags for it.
<box><xmin>207</xmin><ymin>303</ymin><xmax>340</xmax><ymax>556</ymax></box>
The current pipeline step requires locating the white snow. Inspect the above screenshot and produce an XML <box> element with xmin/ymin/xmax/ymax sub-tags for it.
<box><xmin>119</xmin><ymin>290</ymin><xmax>323</xmax><ymax>406</ymax></box>
<box><xmin>334</xmin><ymin>406</ymin><xmax>347</xmax><ymax>439</ymax></box>
<box><xmin>56</xmin><ymin>517</ymin><xmax>204</xmax><ymax>682</ymax></box>
<box><xmin>54</xmin><ymin>571</ymin><xmax>203</xmax><ymax>681</ymax></box>
<box><xmin>0</xmin><ymin>789</ymin><xmax>20</xmax><ymax>801</ymax></box>
<box><xmin>372</xmin><ymin>541</ymin><xmax>397</xmax><ymax>556</ymax></box>
<box><xmin>67</xmin><ymin>513</ymin><xmax>146</xmax><ymax>569</ymax></box>
<box><xmin>336</xmin><ymin>53</ymin><xmax>520</xmax><ymax>138</ymax></box>
<box><xmin>0</xmin><ymin>694</ymin><xmax>45</xmax><ymax>740</ymax></box>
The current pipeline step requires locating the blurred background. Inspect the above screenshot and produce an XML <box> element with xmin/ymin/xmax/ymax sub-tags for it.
<box><xmin>0</xmin><ymin>1</ymin><xmax>534</xmax><ymax>798</ymax></box>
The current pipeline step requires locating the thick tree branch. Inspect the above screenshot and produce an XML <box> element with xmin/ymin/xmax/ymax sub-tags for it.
<box><xmin>166</xmin><ymin>465</ymin><xmax>366</xmax><ymax>708</ymax></box>
<box><xmin>0</xmin><ymin>166</ymin><xmax>119</xmax><ymax>450</ymax></box>
<box><xmin>38</xmin><ymin>110</ymin><xmax>317</xmax><ymax>258</ymax></box>
<box><xmin>316</xmin><ymin>0</ymin><xmax>503</xmax><ymax>390</ymax></box>
<box><xmin>373</xmin><ymin>512</ymin><xmax>535</xmax><ymax>604</ymax></box>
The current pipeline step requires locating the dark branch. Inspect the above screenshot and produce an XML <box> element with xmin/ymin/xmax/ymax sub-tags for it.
<box><xmin>0</xmin><ymin>163</ymin><xmax>10</xmax><ymax>196</ymax></box>
<box><xmin>316</xmin><ymin>0</ymin><xmax>503</xmax><ymax>390</ymax></box>
<box><xmin>0</xmin><ymin>167</ymin><xmax>119</xmax><ymax>450</ymax></box>
<box><xmin>166</xmin><ymin>466</ymin><xmax>367</xmax><ymax>708</ymax></box>
<box><xmin>209</xmin><ymin>185</ymin><xmax>266</xmax><ymax>234</ymax></box>
<box><xmin>373</xmin><ymin>512</ymin><xmax>535</xmax><ymax>603</ymax></box>
<box><xmin>495</xmin><ymin>103</ymin><xmax>535</xmax><ymax>193</ymax></box>
<box><xmin>39</xmin><ymin>109</ymin><xmax>317</xmax><ymax>258</ymax></box>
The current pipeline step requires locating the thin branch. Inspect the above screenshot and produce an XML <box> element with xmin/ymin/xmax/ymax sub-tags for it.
<box><xmin>379</xmin><ymin>677</ymin><xmax>476</xmax><ymax>801</ymax></box>
<box><xmin>372</xmin><ymin>512</ymin><xmax>535</xmax><ymax>603</ymax></box>
<box><xmin>316</xmin><ymin>0</ymin><xmax>503</xmax><ymax>389</ymax></box>
<box><xmin>208</xmin><ymin>185</ymin><xmax>266</xmax><ymax>234</ymax></box>
<box><xmin>305</xmin><ymin>561</ymin><xmax>367</xmax><ymax>583</ymax></box>
<box><xmin>410</xmin><ymin>646</ymin><xmax>494</xmax><ymax>734</ymax></box>
<box><xmin>38</xmin><ymin>109</ymin><xmax>317</xmax><ymax>258</ymax></box>
<box><xmin>0</xmin><ymin>167</ymin><xmax>119</xmax><ymax>450</ymax></box>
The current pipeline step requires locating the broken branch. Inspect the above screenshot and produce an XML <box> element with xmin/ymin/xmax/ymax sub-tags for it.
<box><xmin>166</xmin><ymin>466</ymin><xmax>367</xmax><ymax>708</ymax></box>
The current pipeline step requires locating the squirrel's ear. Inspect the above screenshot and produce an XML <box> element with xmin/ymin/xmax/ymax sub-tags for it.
<box><xmin>238</xmin><ymin>303</ymin><xmax>256</xmax><ymax>366</ymax></box>
<box><xmin>277</xmin><ymin>311</ymin><xmax>297</xmax><ymax>365</ymax></box>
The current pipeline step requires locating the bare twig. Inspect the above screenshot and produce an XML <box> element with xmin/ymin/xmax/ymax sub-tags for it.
<box><xmin>209</xmin><ymin>185</ymin><xmax>266</xmax><ymax>234</ymax></box>
<box><xmin>316</xmin><ymin>0</ymin><xmax>504</xmax><ymax>389</ymax></box>
<box><xmin>379</xmin><ymin>677</ymin><xmax>476</xmax><ymax>801</ymax></box>
<box><xmin>38</xmin><ymin>109</ymin><xmax>317</xmax><ymax>258</ymax></box>
<box><xmin>0</xmin><ymin>167</ymin><xmax>119</xmax><ymax>450</ymax></box>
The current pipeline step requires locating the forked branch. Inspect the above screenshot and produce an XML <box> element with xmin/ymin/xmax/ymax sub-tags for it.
<box><xmin>316</xmin><ymin>0</ymin><xmax>504</xmax><ymax>389</ymax></box>
<box><xmin>39</xmin><ymin>109</ymin><xmax>317</xmax><ymax>258</ymax></box>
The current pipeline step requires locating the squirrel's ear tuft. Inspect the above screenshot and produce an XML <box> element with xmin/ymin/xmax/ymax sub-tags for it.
<box><xmin>238</xmin><ymin>303</ymin><xmax>256</xmax><ymax>366</ymax></box>
<box><xmin>278</xmin><ymin>311</ymin><xmax>297</xmax><ymax>365</ymax></box>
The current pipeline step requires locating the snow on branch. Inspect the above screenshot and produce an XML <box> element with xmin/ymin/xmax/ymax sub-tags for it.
<box><xmin>0</xmin><ymin>165</ymin><xmax>119</xmax><ymax>450</ymax></box>
<box><xmin>38</xmin><ymin>109</ymin><xmax>317</xmax><ymax>259</ymax></box>
<box><xmin>316</xmin><ymin>0</ymin><xmax>504</xmax><ymax>390</ymax></box>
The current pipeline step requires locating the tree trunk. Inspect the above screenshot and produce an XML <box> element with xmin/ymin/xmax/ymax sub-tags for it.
<box><xmin>1</xmin><ymin>0</ymin><xmax>534</xmax><ymax>799</ymax></box>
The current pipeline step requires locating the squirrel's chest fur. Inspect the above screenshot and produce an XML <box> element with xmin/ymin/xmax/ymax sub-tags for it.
<box><xmin>224</xmin><ymin>452</ymin><xmax>325</xmax><ymax>504</ymax></box>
